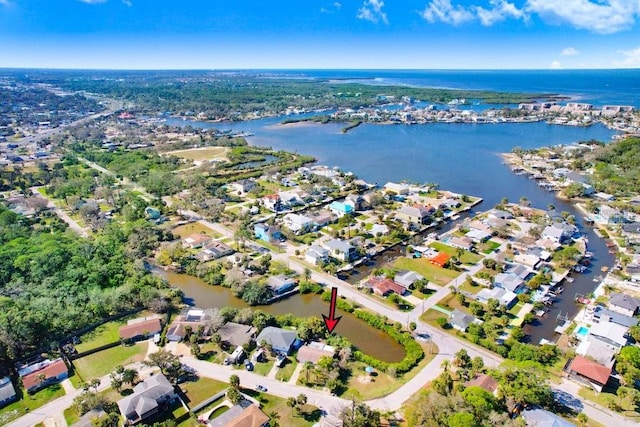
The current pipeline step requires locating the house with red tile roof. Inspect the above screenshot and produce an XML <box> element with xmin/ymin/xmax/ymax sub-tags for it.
<box><xmin>21</xmin><ymin>358</ymin><xmax>68</xmax><ymax>393</ymax></box>
<box><xmin>464</xmin><ymin>374</ymin><xmax>499</xmax><ymax>395</ymax></box>
<box><xmin>364</xmin><ymin>277</ymin><xmax>407</xmax><ymax>296</ymax></box>
<box><xmin>566</xmin><ymin>355</ymin><xmax>612</xmax><ymax>392</ymax></box>
<box><xmin>430</xmin><ymin>252</ymin><xmax>451</xmax><ymax>268</ymax></box>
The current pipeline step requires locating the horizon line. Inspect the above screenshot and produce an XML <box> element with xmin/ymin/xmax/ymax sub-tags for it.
<box><xmin>1</xmin><ymin>67</ymin><xmax>639</xmax><ymax>72</ymax></box>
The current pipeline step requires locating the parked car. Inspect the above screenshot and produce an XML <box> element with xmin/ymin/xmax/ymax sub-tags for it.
<box><xmin>244</xmin><ymin>360</ymin><xmax>254</xmax><ymax>371</ymax></box>
<box><xmin>256</xmin><ymin>385</ymin><xmax>267</xmax><ymax>392</ymax></box>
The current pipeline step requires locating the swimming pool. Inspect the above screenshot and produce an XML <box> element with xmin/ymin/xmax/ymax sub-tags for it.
<box><xmin>576</xmin><ymin>326</ymin><xmax>590</xmax><ymax>337</ymax></box>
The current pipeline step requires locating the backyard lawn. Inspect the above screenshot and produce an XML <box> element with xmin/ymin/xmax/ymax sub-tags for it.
<box><xmin>394</xmin><ymin>257</ymin><xmax>460</xmax><ymax>286</ymax></box>
<box><xmin>73</xmin><ymin>342</ymin><xmax>148</xmax><ymax>381</ymax></box>
<box><xmin>429</xmin><ymin>242</ymin><xmax>483</xmax><ymax>265</ymax></box>
<box><xmin>75</xmin><ymin>314</ymin><xmax>148</xmax><ymax>353</ymax></box>
<box><xmin>180</xmin><ymin>377</ymin><xmax>228</xmax><ymax>408</ymax></box>
<box><xmin>275</xmin><ymin>358</ymin><xmax>298</xmax><ymax>382</ymax></box>
<box><xmin>0</xmin><ymin>384</ymin><xmax>65</xmax><ymax>425</ymax></box>
<box><xmin>479</xmin><ymin>240</ymin><xmax>501</xmax><ymax>254</ymax></box>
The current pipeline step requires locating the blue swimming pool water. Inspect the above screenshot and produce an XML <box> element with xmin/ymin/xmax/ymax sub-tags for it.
<box><xmin>576</xmin><ymin>326</ymin><xmax>590</xmax><ymax>337</ymax></box>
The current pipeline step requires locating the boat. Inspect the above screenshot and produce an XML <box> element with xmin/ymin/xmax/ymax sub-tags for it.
<box><xmin>601</xmin><ymin>266</ymin><xmax>609</xmax><ymax>273</ymax></box>
<box><xmin>593</xmin><ymin>275</ymin><xmax>603</xmax><ymax>282</ymax></box>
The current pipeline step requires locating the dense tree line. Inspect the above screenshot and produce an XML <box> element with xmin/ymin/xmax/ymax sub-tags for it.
<box><xmin>0</xmin><ymin>204</ymin><xmax>177</xmax><ymax>369</ymax></box>
<box><xmin>592</xmin><ymin>137</ymin><xmax>640</xmax><ymax>195</ymax></box>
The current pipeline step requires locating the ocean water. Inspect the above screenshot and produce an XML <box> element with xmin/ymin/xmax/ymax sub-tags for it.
<box><xmin>260</xmin><ymin>69</ymin><xmax>640</xmax><ymax>108</ymax></box>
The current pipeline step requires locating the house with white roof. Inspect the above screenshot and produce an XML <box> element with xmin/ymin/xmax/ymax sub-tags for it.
<box><xmin>393</xmin><ymin>270</ymin><xmax>425</xmax><ymax>290</ymax></box>
<box><xmin>493</xmin><ymin>272</ymin><xmax>526</xmax><ymax>293</ymax></box>
<box><xmin>305</xmin><ymin>245</ymin><xmax>329</xmax><ymax>266</ymax></box>
<box><xmin>476</xmin><ymin>287</ymin><xmax>518</xmax><ymax>308</ymax></box>
<box><xmin>383</xmin><ymin>182</ymin><xmax>410</xmax><ymax>195</ymax></box>
<box><xmin>323</xmin><ymin>239</ymin><xmax>356</xmax><ymax>262</ymax></box>
<box><xmin>283</xmin><ymin>213</ymin><xmax>315</xmax><ymax>234</ymax></box>
<box><xmin>587</xmin><ymin>321</ymin><xmax>628</xmax><ymax>352</ymax></box>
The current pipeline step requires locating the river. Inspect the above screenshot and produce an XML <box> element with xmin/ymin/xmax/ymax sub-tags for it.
<box><xmin>167</xmin><ymin>117</ymin><xmax>618</xmax><ymax>342</ymax></box>
<box><xmin>159</xmin><ymin>270</ymin><xmax>407</xmax><ymax>363</ymax></box>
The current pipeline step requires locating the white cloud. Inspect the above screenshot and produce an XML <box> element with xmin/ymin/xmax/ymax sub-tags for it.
<box><xmin>526</xmin><ymin>0</ymin><xmax>640</xmax><ymax>34</ymax></box>
<box><xmin>334</xmin><ymin>2</ymin><xmax>342</xmax><ymax>9</ymax></box>
<box><xmin>476</xmin><ymin>0</ymin><xmax>526</xmax><ymax>26</ymax></box>
<box><xmin>550</xmin><ymin>60</ymin><xmax>562</xmax><ymax>69</ymax></box>
<box><xmin>0</xmin><ymin>0</ymin><xmax>12</xmax><ymax>4</ymax></box>
<box><xmin>614</xmin><ymin>47</ymin><xmax>640</xmax><ymax>68</ymax></box>
<box><xmin>420</xmin><ymin>0</ymin><xmax>474</xmax><ymax>25</ymax></box>
<box><xmin>357</xmin><ymin>0</ymin><xmax>388</xmax><ymax>24</ymax></box>
<box><xmin>561</xmin><ymin>47</ymin><xmax>579</xmax><ymax>56</ymax></box>
<box><xmin>122</xmin><ymin>0</ymin><xmax>132</xmax><ymax>6</ymax></box>
<box><xmin>321</xmin><ymin>1</ymin><xmax>341</xmax><ymax>14</ymax></box>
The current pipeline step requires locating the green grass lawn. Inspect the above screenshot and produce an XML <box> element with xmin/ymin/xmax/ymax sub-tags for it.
<box><xmin>248</xmin><ymin>390</ymin><xmax>321</xmax><ymax>427</ymax></box>
<box><xmin>253</xmin><ymin>359</ymin><xmax>275</xmax><ymax>376</ymax></box>
<box><xmin>429</xmin><ymin>242</ymin><xmax>482</xmax><ymax>265</ymax></box>
<box><xmin>458</xmin><ymin>279</ymin><xmax>484</xmax><ymax>295</ymax></box>
<box><xmin>180</xmin><ymin>377</ymin><xmax>228</xmax><ymax>408</ymax></box>
<box><xmin>75</xmin><ymin>315</ymin><xmax>144</xmax><ymax>353</ymax></box>
<box><xmin>73</xmin><ymin>342</ymin><xmax>148</xmax><ymax>381</ymax></box>
<box><xmin>479</xmin><ymin>240</ymin><xmax>501</xmax><ymax>254</ymax></box>
<box><xmin>394</xmin><ymin>257</ymin><xmax>460</xmax><ymax>286</ymax></box>
<box><xmin>275</xmin><ymin>358</ymin><xmax>298</xmax><ymax>382</ymax></box>
<box><xmin>578</xmin><ymin>387</ymin><xmax>640</xmax><ymax>419</ymax></box>
<box><xmin>63</xmin><ymin>388</ymin><xmax>122</xmax><ymax>425</ymax></box>
<box><xmin>0</xmin><ymin>384</ymin><xmax>66</xmax><ymax>425</ymax></box>
<box><xmin>172</xmin><ymin>222</ymin><xmax>220</xmax><ymax>238</ymax></box>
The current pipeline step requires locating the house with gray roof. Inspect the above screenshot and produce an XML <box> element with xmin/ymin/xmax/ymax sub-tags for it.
<box><xmin>609</xmin><ymin>292</ymin><xmax>640</xmax><ymax>317</ymax></box>
<box><xmin>592</xmin><ymin>305</ymin><xmax>638</xmax><ymax>328</ymax></box>
<box><xmin>256</xmin><ymin>327</ymin><xmax>299</xmax><ymax>355</ymax></box>
<box><xmin>218</xmin><ymin>322</ymin><xmax>256</xmax><ymax>348</ymax></box>
<box><xmin>449</xmin><ymin>309</ymin><xmax>475</xmax><ymax>332</ymax></box>
<box><xmin>393</xmin><ymin>270</ymin><xmax>425</xmax><ymax>290</ymax></box>
<box><xmin>396</xmin><ymin>205</ymin><xmax>433</xmax><ymax>225</ymax></box>
<box><xmin>266</xmin><ymin>275</ymin><xmax>296</xmax><ymax>295</ymax></box>
<box><xmin>521</xmin><ymin>408</ymin><xmax>575</xmax><ymax>427</ymax></box>
<box><xmin>588</xmin><ymin>321</ymin><xmax>628</xmax><ymax>351</ymax></box>
<box><xmin>493</xmin><ymin>272</ymin><xmax>525</xmax><ymax>293</ymax></box>
<box><xmin>305</xmin><ymin>245</ymin><xmax>329</xmax><ymax>266</ymax></box>
<box><xmin>0</xmin><ymin>377</ymin><xmax>16</xmax><ymax>408</ymax></box>
<box><xmin>117</xmin><ymin>373</ymin><xmax>177</xmax><ymax>425</ymax></box>
<box><xmin>323</xmin><ymin>239</ymin><xmax>355</xmax><ymax>262</ymax></box>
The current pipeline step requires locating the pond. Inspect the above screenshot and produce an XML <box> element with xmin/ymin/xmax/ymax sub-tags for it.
<box><xmin>159</xmin><ymin>270</ymin><xmax>406</xmax><ymax>363</ymax></box>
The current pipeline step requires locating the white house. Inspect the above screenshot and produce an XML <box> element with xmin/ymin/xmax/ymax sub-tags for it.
<box><xmin>283</xmin><ymin>213</ymin><xmax>315</xmax><ymax>234</ymax></box>
<box><xmin>305</xmin><ymin>245</ymin><xmax>329</xmax><ymax>265</ymax></box>
<box><xmin>323</xmin><ymin>239</ymin><xmax>356</xmax><ymax>262</ymax></box>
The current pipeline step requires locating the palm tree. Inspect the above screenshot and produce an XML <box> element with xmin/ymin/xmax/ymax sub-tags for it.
<box><xmin>229</xmin><ymin>374</ymin><xmax>240</xmax><ymax>389</ymax></box>
<box><xmin>267</xmin><ymin>410</ymin><xmax>280</xmax><ymax>427</ymax></box>
<box><xmin>303</xmin><ymin>268</ymin><xmax>312</xmax><ymax>283</ymax></box>
<box><xmin>304</xmin><ymin>361</ymin><xmax>313</xmax><ymax>384</ymax></box>
<box><xmin>122</xmin><ymin>368</ymin><xmax>139</xmax><ymax>387</ymax></box>
<box><xmin>286</xmin><ymin>396</ymin><xmax>297</xmax><ymax>416</ymax></box>
<box><xmin>440</xmin><ymin>359</ymin><xmax>451</xmax><ymax>372</ymax></box>
<box><xmin>296</xmin><ymin>393</ymin><xmax>308</xmax><ymax>414</ymax></box>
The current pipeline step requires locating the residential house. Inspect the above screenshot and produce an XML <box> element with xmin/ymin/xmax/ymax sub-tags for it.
<box><xmin>465</xmin><ymin>229</ymin><xmax>491</xmax><ymax>243</ymax></box>
<box><xmin>541</xmin><ymin>223</ymin><xmax>576</xmax><ymax>244</ymax></box>
<box><xmin>210</xmin><ymin>400</ymin><xmax>269</xmax><ymax>427</ymax></box>
<box><xmin>266</xmin><ymin>275</ymin><xmax>296</xmax><ymax>295</ymax></box>
<box><xmin>296</xmin><ymin>342</ymin><xmax>336</xmax><ymax>364</ymax></box>
<box><xmin>182</xmin><ymin>233</ymin><xmax>211</xmax><ymax>249</ymax></box>
<box><xmin>119</xmin><ymin>318</ymin><xmax>163</xmax><ymax>342</ymax></box>
<box><xmin>566</xmin><ymin>356</ymin><xmax>612</xmax><ymax>393</ymax></box>
<box><xmin>439</xmin><ymin>198</ymin><xmax>461</xmax><ymax>211</ymax></box>
<box><xmin>594</xmin><ymin>205</ymin><xmax>623</xmax><ymax>224</ymax></box>
<box><xmin>117</xmin><ymin>373</ymin><xmax>177</xmax><ymax>425</ymax></box>
<box><xmin>218</xmin><ymin>322</ymin><xmax>256</xmax><ymax>348</ymax></box>
<box><xmin>144</xmin><ymin>206</ymin><xmax>161</xmax><ymax>220</ymax></box>
<box><xmin>493</xmin><ymin>272</ymin><xmax>526</xmax><ymax>293</ymax></box>
<box><xmin>575</xmin><ymin>339</ymin><xmax>617</xmax><ymax>368</ymax></box>
<box><xmin>450</xmin><ymin>309</ymin><xmax>475</xmax><ymax>332</ymax></box>
<box><xmin>526</xmin><ymin>247</ymin><xmax>552</xmax><ymax>262</ymax></box>
<box><xmin>278</xmin><ymin>190</ymin><xmax>305</xmax><ymax>208</ymax></box>
<box><xmin>383</xmin><ymin>182</ymin><xmax>410</xmax><ymax>195</ymax></box>
<box><xmin>592</xmin><ymin>305</ymin><xmax>639</xmax><ymax>328</ymax></box>
<box><xmin>21</xmin><ymin>358</ymin><xmax>69</xmax><ymax>393</ymax></box>
<box><xmin>396</xmin><ymin>205</ymin><xmax>433</xmax><ymax>225</ymax></box>
<box><xmin>345</xmin><ymin>193</ymin><xmax>367</xmax><ymax>211</ymax></box>
<box><xmin>255</xmin><ymin>327</ymin><xmax>299</xmax><ymax>355</ymax></box>
<box><xmin>283</xmin><ymin>213</ymin><xmax>315</xmax><ymax>234</ymax></box>
<box><xmin>430</xmin><ymin>252</ymin><xmax>451</xmax><ymax>268</ymax></box>
<box><xmin>587</xmin><ymin>321</ymin><xmax>628</xmax><ymax>351</ymax></box>
<box><xmin>195</xmin><ymin>240</ymin><xmax>234</xmax><ymax>262</ymax></box>
<box><xmin>254</xmin><ymin>223</ymin><xmax>281</xmax><ymax>243</ymax></box>
<box><xmin>262</xmin><ymin>194</ymin><xmax>283</xmax><ymax>212</ymax></box>
<box><xmin>488</xmin><ymin>209</ymin><xmax>514</xmax><ymax>220</ymax></box>
<box><xmin>364</xmin><ymin>277</ymin><xmax>407</xmax><ymax>297</ymax></box>
<box><xmin>323</xmin><ymin>239</ymin><xmax>356</xmax><ymax>262</ymax></box>
<box><xmin>370</xmin><ymin>223</ymin><xmax>389</xmax><ymax>236</ymax></box>
<box><xmin>0</xmin><ymin>377</ymin><xmax>17</xmax><ymax>408</ymax></box>
<box><xmin>448</xmin><ymin>236</ymin><xmax>473</xmax><ymax>251</ymax></box>
<box><xmin>521</xmin><ymin>408</ymin><xmax>575</xmax><ymax>427</ymax></box>
<box><xmin>464</xmin><ymin>374</ymin><xmax>498</xmax><ymax>395</ymax></box>
<box><xmin>507</xmin><ymin>264</ymin><xmax>532</xmax><ymax>281</ymax></box>
<box><xmin>514</xmin><ymin>254</ymin><xmax>541</xmax><ymax>270</ymax></box>
<box><xmin>305</xmin><ymin>245</ymin><xmax>329</xmax><ymax>266</ymax></box>
<box><xmin>166</xmin><ymin>308</ymin><xmax>209</xmax><ymax>342</ymax></box>
<box><xmin>609</xmin><ymin>292</ymin><xmax>640</xmax><ymax>317</ymax></box>
<box><xmin>393</xmin><ymin>270</ymin><xmax>425</xmax><ymax>290</ymax></box>
<box><xmin>329</xmin><ymin>201</ymin><xmax>354</xmax><ymax>218</ymax></box>
<box><xmin>230</xmin><ymin>179</ymin><xmax>256</xmax><ymax>195</ymax></box>
<box><xmin>476</xmin><ymin>288</ymin><xmax>518</xmax><ymax>309</ymax></box>
<box><xmin>309</xmin><ymin>212</ymin><xmax>333</xmax><ymax>228</ymax></box>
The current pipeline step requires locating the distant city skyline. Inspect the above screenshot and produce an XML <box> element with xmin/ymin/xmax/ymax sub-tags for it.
<box><xmin>1</xmin><ymin>0</ymin><xmax>640</xmax><ymax>70</ymax></box>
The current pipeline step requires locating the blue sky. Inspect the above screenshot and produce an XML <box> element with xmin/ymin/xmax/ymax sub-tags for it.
<box><xmin>1</xmin><ymin>0</ymin><xmax>640</xmax><ymax>69</ymax></box>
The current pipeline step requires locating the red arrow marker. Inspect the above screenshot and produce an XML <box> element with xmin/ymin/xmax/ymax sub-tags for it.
<box><xmin>322</xmin><ymin>287</ymin><xmax>342</xmax><ymax>334</ymax></box>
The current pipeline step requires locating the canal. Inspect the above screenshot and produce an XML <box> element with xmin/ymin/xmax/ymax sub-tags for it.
<box><xmin>159</xmin><ymin>270</ymin><xmax>407</xmax><ymax>363</ymax></box>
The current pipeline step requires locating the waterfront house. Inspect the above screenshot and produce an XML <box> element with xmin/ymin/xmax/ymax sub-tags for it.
<box><xmin>513</xmin><ymin>254</ymin><xmax>541</xmax><ymax>270</ymax></box>
<box><xmin>195</xmin><ymin>240</ymin><xmax>234</xmax><ymax>262</ymax></box>
<box><xmin>521</xmin><ymin>409</ymin><xmax>575</xmax><ymax>427</ymax></box>
<box><xmin>266</xmin><ymin>275</ymin><xmax>296</xmax><ymax>295</ymax></box>
<box><xmin>21</xmin><ymin>358</ymin><xmax>69</xmax><ymax>393</ymax></box>
<box><xmin>465</xmin><ymin>229</ymin><xmax>491</xmax><ymax>243</ymax></box>
<box><xmin>345</xmin><ymin>193</ymin><xmax>367</xmax><ymax>211</ymax></box>
<box><xmin>541</xmin><ymin>223</ymin><xmax>575</xmax><ymax>244</ymax></box>
<box><xmin>450</xmin><ymin>309</ymin><xmax>475</xmax><ymax>332</ymax></box>
<box><xmin>576</xmin><ymin>339</ymin><xmax>617</xmax><ymax>368</ymax></box>
<box><xmin>464</xmin><ymin>374</ymin><xmax>498</xmax><ymax>395</ymax></box>
<box><xmin>117</xmin><ymin>373</ymin><xmax>177</xmax><ymax>425</ymax></box>
<box><xmin>566</xmin><ymin>356</ymin><xmax>612</xmax><ymax>393</ymax></box>
<box><xmin>383</xmin><ymin>182</ymin><xmax>410</xmax><ymax>195</ymax></box>
<box><xmin>296</xmin><ymin>342</ymin><xmax>336</xmax><ymax>364</ymax></box>
<box><xmin>0</xmin><ymin>377</ymin><xmax>17</xmax><ymax>408</ymax></box>
<box><xmin>305</xmin><ymin>245</ymin><xmax>329</xmax><ymax>266</ymax></box>
<box><xmin>592</xmin><ymin>305</ymin><xmax>639</xmax><ymax>328</ymax></box>
<box><xmin>594</xmin><ymin>205</ymin><xmax>624</xmax><ymax>224</ymax></box>
<box><xmin>262</xmin><ymin>194</ymin><xmax>283</xmax><ymax>212</ymax></box>
<box><xmin>609</xmin><ymin>292</ymin><xmax>640</xmax><ymax>316</ymax></box>
<box><xmin>329</xmin><ymin>201</ymin><xmax>354</xmax><ymax>218</ymax></box>
<box><xmin>493</xmin><ymin>272</ymin><xmax>526</xmax><ymax>294</ymax></box>
<box><xmin>396</xmin><ymin>205</ymin><xmax>433</xmax><ymax>225</ymax></box>
<box><xmin>218</xmin><ymin>322</ymin><xmax>256</xmax><ymax>348</ymax></box>
<box><xmin>166</xmin><ymin>308</ymin><xmax>209</xmax><ymax>342</ymax></box>
<box><xmin>254</xmin><ymin>223</ymin><xmax>281</xmax><ymax>243</ymax></box>
<box><xmin>476</xmin><ymin>288</ymin><xmax>518</xmax><ymax>309</ymax></box>
<box><xmin>448</xmin><ymin>236</ymin><xmax>474</xmax><ymax>251</ymax></box>
<box><xmin>488</xmin><ymin>209</ymin><xmax>513</xmax><ymax>220</ymax></box>
<box><xmin>119</xmin><ymin>318</ymin><xmax>162</xmax><ymax>342</ymax></box>
<box><xmin>278</xmin><ymin>189</ymin><xmax>305</xmax><ymax>207</ymax></box>
<box><xmin>255</xmin><ymin>327</ymin><xmax>299</xmax><ymax>355</ymax></box>
<box><xmin>323</xmin><ymin>239</ymin><xmax>356</xmax><ymax>262</ymax></box>
<box><xmin>283</xmin><ymin>213</ymin><xmax>315</xmax><ymax>234</ymax></box>
<box><xmin>587</xmin><ymin>321</ymin><xmax>628</xmax><ymax>351</ymax></box>
<box><xmin>393</xmin><ymin>270</ymin><xmax>425</xmax><ymax>290</ymax></box>
<box><xmin>182</xmin><ymin>233</ymin><xmax>211</xmax><ymax>249</ymax></box>
<box><xmin>621</xmin><ymin>222</ymin><xmax>640</xmax><ymax>236</ymax></box>
<box><xmin>364</xmin><ymin>277</ymin><xmax>407</xmax><ymax>297</ymax></box>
